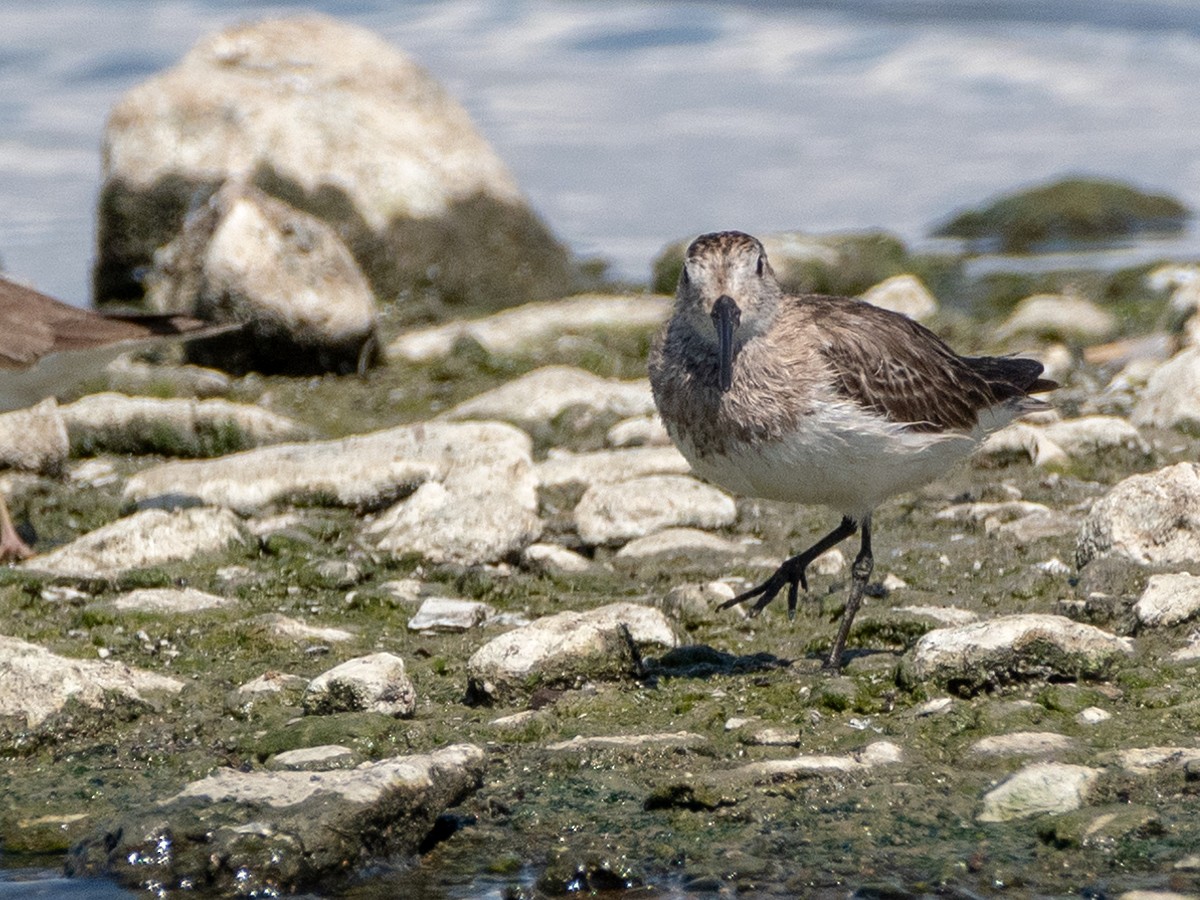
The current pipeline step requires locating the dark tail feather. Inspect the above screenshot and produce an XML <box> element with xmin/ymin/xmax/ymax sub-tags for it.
<box><xmin>964</xmin><ymin>355</ymin><xmax>1058</xmax><ymax>398</ymax></box>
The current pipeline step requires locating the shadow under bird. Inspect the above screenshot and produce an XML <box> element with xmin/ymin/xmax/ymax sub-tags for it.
<box><xmin>648</xmin><ymin>230</ymin><xmax>1056</xmax><ymax>670</ymax></box>
<box><xmin>0</xmin><ymin>275</ymin><xmax>233</xmax><ymax>561</ymax></box>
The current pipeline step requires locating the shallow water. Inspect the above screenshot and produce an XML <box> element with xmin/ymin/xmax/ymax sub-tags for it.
<box><xmin>3</xmin><ymin>0</ymin><xmax>1200</xmax><ymax>302</ymax></box>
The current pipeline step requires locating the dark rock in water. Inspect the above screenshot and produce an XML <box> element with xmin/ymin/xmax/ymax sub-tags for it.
<box><xmin>67</xmin><ymin>744</ymin><xmax>485</xmax><ymax>896</ymax></box>
<box><xmin>933</xmin><ymin>176</ymin><xmax>1190</xmax><ymax>253</ymax></box>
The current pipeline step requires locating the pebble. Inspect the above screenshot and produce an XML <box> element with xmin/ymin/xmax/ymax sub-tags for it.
<box><xmin>112</xmin><ymin>587</ymin><xmax>235</xmax><ymax>613</ymax></box>
<box><xmin>521</xmin><ymin>542</ymin><xmax>591</xmax><ymax>574</ymax></box>
<box><xmin>407</xmin><ymin>598</ymin><xmax>495</xmax><ymax>632</ymax></box>
<box><xmin>1077</xmin><ymin>706</ymin><xmax>1112</xmax><ymax>725</ymax></box>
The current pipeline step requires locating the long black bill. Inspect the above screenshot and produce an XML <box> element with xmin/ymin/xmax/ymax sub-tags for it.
<box><xmin>711</xmin><ymin>294</ymin><xmax>741</xmax><ymax>393</ymax></box>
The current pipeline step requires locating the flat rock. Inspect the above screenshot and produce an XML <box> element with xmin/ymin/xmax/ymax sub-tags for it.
<box><xmin>61</xmin><ymin>392</ymin><xmax>309</xmax><ymax>456</ymax></box>
<box><xmin>112</xmin><ymin>587</ymin><xmax>235</xmax><ymax>613</ymax></box>
<box><xmin>521</xmin><ymin>542</ymin><xmax>591</xmax><ymax>574</ymax></box>
<box><xmin>0</xmin><ymin>398</ymin><xmax>68</xmax><ymax>473</ymax></box>
<box><xmin>387</xmin><ymin>293</ymin><xmax>671</xmax><ymax>362</ymax></box>
<box><xmin>995</xmin><ymin>293</ymin><xmax>1116</xmax><ymax>342</ymax></box>
<box><xmin>730</xmin><ymin>741</ymin><xmax>904</xmax><ymax>783</ymax></box>
<box><xmin>969</xmin><ymin>731</ymin><xmax>1073</xmax><ymax>756</ymax></box>
<box><xmin>466</xmin><ymin>602</ymin><xmax>678</xmax><ymax>703</ymax></box>
<box><xmin>606</xmin><ymin>414</ymin><xmax>671</xmax><ymax>448</ymax></box>
<box><xmin>20</xmin><ymin>507</ymin><xmax>248</xmax><ymax>580</ymax></box>
<box><xmin>0</xmin><ymin>635</ymin><xmax>183</xmax><ymax>731</ymax></box>
<box><xmin>1040</xmin><ymin>416</ymin><xmax>1149</xmax><ymax>457</ymax></box>
<box><xmin>1133</xmin><ymin>572</ymin><xmax>1200</xmax><ymax>628</ymax></box>
<box><xmin>407</xmin><ymin>597</ymin><xmax>494</xmax><ymax>632</ymax></box>
<box><xmin>535</xmin><ymin>446</ymin><xmax>690</xmax><ymax>489</ymax></box>
<box><xmin>1077</xmin><ymin>463</ymin><xmax>1200</xmax><ymax>568</ymax></box>
<box><xmin>267</xmin><ymin>745</ymin><xmax>359</xmax><ymax>771</ymax></box>
<box><xmin>68</xmin><ymin>744</ymin><xmax>485</xmax><ymax>896</ymax></box>
<box><xmin>615</xmin><ymin>527</ymin><xmax>746</xmax><ymax>561</ymax></box>
<box><xmin>104</xmin><ymin>356</ymin><xmax>231</xmax><ymax>399</ymax></box>
<box><xmin>897</xmin><ymin>613</ymin><xmax>1133</xmax><ymax>693</ymax></box>
<box><xmin>253</xmin><ymin>614</ymin><xmax>353</xmax><ymax>644</ymax></box>
<box><xmin>303</xmin><ymin>653</ymin><xmax>416</xmax><ymax>718</ymax></box>
<box><xmin>441</xmin><ymin>365</ymin><xmax>655</xmax><ymax>431</ymax></box>
<box><xmin>892</xmin><ymin>605</ymin><xmax>979</xmax><ymax>626</ymax></box>
<box><xmin>1116</xmin><ymin>746</ymin><xmax>1200</xmax><ymax>774</ymax></box>
<box><xmin>1132</xmin><ymin>347</ymin><xmax>1200</xmax><ymax>431</ymax></box>
<box><xmin>860</xmin><ymin>274</ymin><xmax>937</xmax><ymax>321</ymax></box>
<box><xmin>574</xmin><ymin>474</ymin><xmax>737</xmax><ymax>546</ymax></box>
<box><xmin>546</xmin><ymin>731</ymin><xmax>705</xmax><ymax>752</ymax></box>
<box><xmin>977</xmin><ymin>762</ymin><xmax>1101</xmax><ymax>822</ymax></box>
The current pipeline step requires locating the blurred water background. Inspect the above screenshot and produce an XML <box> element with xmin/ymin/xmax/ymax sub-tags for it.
<box><xmin>3</xmin><ymin>0</ymin><xmax>1200</xmax><ymax>306</ymax></box>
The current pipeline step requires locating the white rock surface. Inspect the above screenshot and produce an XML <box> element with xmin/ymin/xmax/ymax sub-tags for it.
<box><xmin>61</xmin><ymin>392</ymin><xmax>308</xmax><ymax>451</ymax></box>
<box><xmin>606</xmin><ymin>414</ymin><xmax>671</xmax><ymax>448</ymax></box>
<box><xmin>0</xmin><ymin>635</ymin><xmax>183</xmax><ymax>728</ymax></box>
<box><xmin>995</xmin><ymin>293</ymin><xmax>1116</xmax><ymax>342</ymax></box>
<box><xmin>977</xmin><ymin>762</ymin><xmax>1101</xmax><ymax>822</ymax></box>
<box><xmin>20</xmin><ymin>507</ymin><xmax>247</xmax><ymax>579</ymax></box>
<box><xmin>546</xmin><ymin>731</ymin><xmax>705</xmax><ymax>752</ymax></box>
<box><xmin>0</xmin><ymin>398</ymin><xmax>68</xmax><ymax>473</ymax></box>
<box><xmin>253</xmin><ymin>614</ymin><xmax>353</xmax><ymax>644</ymax></box>
<box><xmin>304</xmin><ymin>652</ymin><xmax>416</xmax><ymax>717</ymax></box>
<box><xmin>521</xmin><ymin>542</ymin><xmax>591</xmax><ymax>574</ymax></box>
<box><xmin>466</xmin><ymin>602</ymin><xmax>678</xmax><ymax>701</ymax></box>
<box><xmin>969</xmin><ymin>732</ymin><xmax>1073</xmax><ymax>756</ymax></box>
<box><xmin>1041</xmin><ymin>416</ymin><xmax>1149</xmax><ymax>457</ymax></box>
<box><xmin>574</xmin><ymin>475</ymin><xmax>737</xmax><ymax>546</ymax></box>
<box><xmin>407</xmin><ymin>598</ymin><xmax>494</xmax><ymax>632</ymax></box>
<box><xmin>1077</xmin><ymin>706</ymin><xmax>1112</xmax><ymax>725</ymax></box>
<box><xmin>615</xmin><ymin>527</ymin><xmax>746</xmax><ymax>561</ymax></box>
<box><xmin>535</xmin><ymin>446</ymin><xmax>690</xmax><ymax>489</ymax></box>
<box><xmin>1133</xmin><ymin>572</ymin><xmax>1200</xmax><ymax>627</ymax></box>
<box><xmin>1077</xmin><ymin>463</ymin><xmax>1200</xmax><ymax>568</ymax></box>
<box><xmin>104</xmin><ymin>356</ymin><xmax>231</xmax><ymax>399</ymax></box>
<box><xmin>147</xmin><ymin>180</ymin><xmax>379</xmax><ymax>373</ymax></box>
<box><xmin>441</xmin><ymin>366</ymin><xmax>656</xmax><ymax>431</ymax></box>
<box><xmin>898</xmin><ymin>614</ymin><xmax>1133</xmax><ymax>691</ymax></box>
<box><xmin>1116</xmin><ymin>746</ymin><xmax>1200</xmax><ymax>774</ymax></box>
<box><xmin>732</xmin><ymin>741</ymin><xmax>903</xmax><ymax>783</ymax></box>
<box><xmin>268</xmin><ymin>745</ymin><xmax>358</xmax><ymax>771</ymax></box>
<box><xmin>387</xmin><ymin>293</ymin><xmax>671</xmax><ymax>362</ymax></box>
<box><xmin>112</xmin><ymin>587</ymin><xmax>235</xmax><ymax>613</ymax></box>
<box><xmin>861</xmin><ymin>274</ymin><xmax>938</xmax><ymax>321</ymax></box>
<box><xmin>1132</xmin><ymin>347</ymin><xmax>1200</xmax><ymax>431</ymax></box>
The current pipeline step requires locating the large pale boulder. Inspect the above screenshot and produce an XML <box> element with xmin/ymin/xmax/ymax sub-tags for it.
<box><xmin>1132</xmin><ymin>347</ymin><xmax>1200</xmax><ymax>431</ymax></box>
<box><xmin>977</xmin><ymin>762</ymin><xmax>1101</xmax><ymax>822</ymax></box>
<box><xmin>96</xmin><ymin>14</ymin><xmax>570</xmax><ymax>315</ymax></box>
<box><xmin>1077</xmin><ymin>463</ymin><xmax>1200</xmax><ymax>568</ymax></box>
<box><xmin>0</xmin><ymin>398</ymin><xmax>68</xmax><ymax>473</ymax></box>
<box><xmin>995</xmin><ymin>293</ymin><xmax>1116</xmax><ymax>343</ymax></box>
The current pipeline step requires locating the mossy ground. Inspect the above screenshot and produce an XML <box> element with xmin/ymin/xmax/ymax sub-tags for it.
<box><xmin>2</xmin><ymin>299</ymin><xmax>1200</xmax><ymax>897</ymax></box>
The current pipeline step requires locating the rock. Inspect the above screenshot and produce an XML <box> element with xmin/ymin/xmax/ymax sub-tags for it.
<box><xmin>1132</xmin><ymin>572</ymin><xmax>1200</xmax><ymax>628</ymax></box>
<box><xmin>441</xmin><ymin>365</ymin><xmax>656</xmax><ymax>432</ymax></box>
<box><xmin>0</xmin><ymin>635</ymin><xmax>183</xmax><ymax>731</ymax></box>
<box><xmin>977</xmin><ymin>762</ymin><xmax>1101</xmax><ymax>822</ymax></box>
<box><xmin>521</xmin><ymin>542</ymin><xmax>591</xmax><ymax>574</ymax></box>
<box><xmin>267</xmin><ymin>745</ymin><xmax>359</xmax><ymax>771</ymax></box>
<box><xmin>1077</xmin><ymin>706</ymin><xmax>1112</xmax><ymax>725</ymax></box>
<box><xmin>968</xmin><ymin>732</ymin><xmax>1073</xmax><ymax>756</ymax></box>
<box><xmin>615</xmin><ymin>527</ymin><xmax>746</xmax><ymax>561</ymax></box>
<box><xmin>61</xmin><ymin>392</ymin><xmax>308</xmax><ymax>456</ymax></box>
<box><xmin>1077</xmin><ymin>463</ymin><xmax>1200</xmax><ymax>568</ymax></box>
<box><xmin>658</xmin><ymin>581</ymin><xmax>736</xmax><ymax>626</ymax></box>
<box><xmin>892</xmin><ymin>605</ymin><xmax>979</xmax><ymax>626</ymax></box>
<box><xmin>994</xmin><ymin>293</ymin><xmax>1117</xmax><ymax>343</ymax></box>
<box><xmin>112</xmin><ymin>587</ymin><xmax>235</xmax><ymax>613</ymax></box>
<box><xmin>303</xmin><ymin>653</ymin><xmax>416</xmax><ymax>718</ymax></box>
<box><xmin>466</xmin><ymin>602</ymin><xmax>678</xmax><ymax>703</ymax></box>
<box><xmin>103</xmin><ymin>355</ymin><xmax>231</xmax><ymax>398</ymax></box>
<box><xmin>0</xmin><ymin>398</ymin><xmax>68</xmax><ymax>473</ymax></box>
<box><xmin>1116</xmin><ymin>746</ymin><xmax>1200</xmax><ymax>775</ymax></box>
<box><xmin>1040</xmin><ymin>416</ymin><xmax>1149</xmax><ymax>458</ymax></box>
<box><xmin>68</xmin><ymin>744</ymin><xmax>485</xmax><ymax>896</ymax></box>
<box><xmin>146</xmin><ymin>180</ymin><xmax>379</xmax><ymax>374</ymax></box>
<box><xmin>860</xmin><ymin>274</ymin><xmax>937</xmax><ymax>321</ymax></box>
<box><xmin>126</xmin><ymin>421</ymin><xmax>542</xmax><ymax>567</ymax></box>
<box><xmin>977</xmin><ymin>422</ymin><xmax>1068</xmax><ymax>468</ymax></box>
<box><xmin>20</xmin><ymin>507</ymin><xmax>248</xmax><ymax>580</ymax></box>
<box><xmin>811</xmin><ymin>548</ymin><xmax>845</xmax><ymax>576</ymax></box>
<box><xmin>96</xmin><ymin>15</ymin><xmax>570</xmax><ymax>315</ymax></box>
<box><xmin>606</xmin><ymin>414</ymin><xmax>671</xmax><ymax>448</ymax></box>
<box><xmin>225</xmin><ymin>671</ymin><xmax>309</xmax><ymax>716</ymax></box>
<box><xmin>407</xmin><ymin>598</ymin><xmax>494</xmax><ymax>632</ymax></box>
<box><xmin>730</xmin><ymin>741</ymin><xmax>903</xmax><ymax>783</ymax></box>
<box><xmin>253</xmin><ymin>614</ymin><xmax>353</xmax><ymax>644</ymax></box>
<box><xmin>387</xmin><ymin>293</ymin><xmax>671</xmax><ymax>363</ymax></box>
<box><xmin>546</xmin><ymin>731</ymin><xmax>705</xmax><ymax>752</ymax></box>
<box><xmin>1132</xmin><ymin>347</ymin><xmax>1200</xmax><ymax>431</ymax></box>
<box><xmin>897</xmin><ymin>614</ymin><xmax>1133</xmax><ymax>693</ymax></box>
<box><xmin>574</xmin><ymin>475</ymin><xmax>737</xmax><ymax>546</ymax></box>
<box><xmin>936</xmin><ymin>500</ymin><xmax>1054</xmax><ymax>525</ymax></box>
<box><xmin>535</xmin><ymin>446</ymin><xmax>691</xmax><ymax>490</ymax></box>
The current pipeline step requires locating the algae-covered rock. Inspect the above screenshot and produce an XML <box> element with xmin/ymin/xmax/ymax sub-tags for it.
<box><xmin>466</xmin><ymin>602</ymin><xmax>678</xmax><ymax>703</ymax></box>
<box><xmin>1077</xmin><ymin>462</ymin><xmax>1200</xmax><ymax>568</ymax></box>
<box><xmin>977</xmin><ymin>761</ymin><xmax>1101</xmax><ymax>822</ymax></box>
<box><xmin>67</xmin><ymin>744</ymin><xmax>485</xmax><ymax>896</ymax></box>
<box><xmin>897</xmin><ymin>614</ymin><xmax>1133</xmax><ymax>694</ymax></box>
<box><xmin>96</xmin><ymin>15</ymin><xmax>571</xmax><ymax>314</ymax></box>
<box><xmin>933</xmin><ymin>177</ymin><xmax>1189</xmax><ymax>252</ymax></box>
<box><xmin>303</xmin><ymin>653</ymin><xmax>416</xmax><ymax>718</ymax></box>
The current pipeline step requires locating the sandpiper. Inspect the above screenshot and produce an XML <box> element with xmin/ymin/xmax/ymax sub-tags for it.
<box><xmin>0</xmin><ymin>275</ymin><xmax>228</xmax><ymax>561</ymax></box>
<box><xmin>648</xmin><ymin>231</ymin><xmax>1055</xmax><ymax>670</ymax></box>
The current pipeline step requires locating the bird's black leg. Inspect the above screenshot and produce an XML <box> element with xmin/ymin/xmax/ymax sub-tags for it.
<box><xmin>718</xmin><ymin>516</ymin><xmax>858</xmax><ymax>618</ymax></box>
<box><xmin>824</xmin><ymin>515</ymin><xmax>873</xmax><ymax>671</ymax></box>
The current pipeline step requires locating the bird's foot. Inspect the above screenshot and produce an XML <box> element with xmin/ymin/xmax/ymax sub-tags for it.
<box><xmin>717</xmin><ymin>555</ymin><xmax>810</xmax><ymax>619</ymax></box>
<box><xmin>0</xmin><ymin>530</ymin><xmax>33</xmax><ymax>563</ymax></box>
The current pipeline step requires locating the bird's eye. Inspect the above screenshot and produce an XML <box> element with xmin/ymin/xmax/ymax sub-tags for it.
<box><xmin>756</xmin><ymin>255</ymin><xmax>765</xmax><ymax>277</ymax></box>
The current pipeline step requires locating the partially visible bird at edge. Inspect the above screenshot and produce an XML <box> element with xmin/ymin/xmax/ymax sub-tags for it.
<box><xmin>648</xmin><ymin>230</ymin><xmax>1057</xmax><ymax>670</ymax></box>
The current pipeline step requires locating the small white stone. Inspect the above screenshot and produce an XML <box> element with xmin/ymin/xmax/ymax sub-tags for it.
<box><xmin>810</xmin><ymin>548</ymin><xmax>845</xmax><ymax>576</ymax></box>
<box><xmin>881</xmin><ymin>573</ymin><xmax>907</xmax><ymax>591</ymax></box>
<box><xmin>522</xmin><ymin>542</ymin><xmax>591</xmax><ymax>574</ymax></box>
<box><xmin>1076</xmin><ymin>706</ymin><xmax>1112</xmax><ymax>725</ymax></box>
